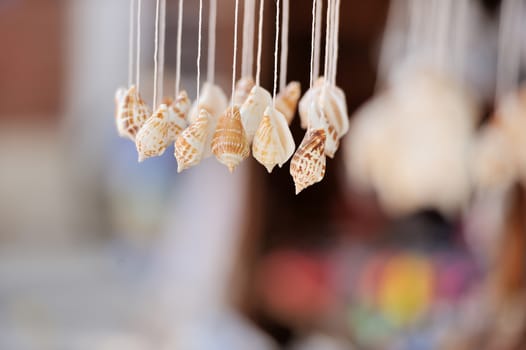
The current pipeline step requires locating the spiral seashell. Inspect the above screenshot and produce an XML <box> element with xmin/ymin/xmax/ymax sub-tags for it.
<box><xmin>115</xmin><ymin>85</ymin><xmax>151</xmax><ymax>140</ymax></box>
<box><xmin>232</xmin><ymin>76</ymin><xmax>255</xmax><ymax>106</ymax></box>
<box><xmin>174</xmin><ymin>109</ymin><xmax>211</xmax><ymax>172</ymax></box>
<box><xmin>135</xmin><ymin>104</ymin><xmax>170</xmax><ymax>162</ymax></box>
<box><xmin>211</xmin><ymin>106</ymin><xmax>250</xmax><ymax>173</ymax></box>
<box><xmin>166</xmin><ymin>90</ymin><xmax>191</xmax><ymax>142</ymax></box>
<box><xmin>299</xmin><ymin>77</ymin><xmax>325</xmax><ymax>129</ymax></box>
<box><xmin>305</xmin><ymin>100</ymin><xmax>339</xmax><ymax>159</ymax></box>
<box><xmin>290</xmin><ymin>128</ymin><xmax>327</xmax><ymax>194</ymax></box>
<box><xmin>275</xmin><ymin>81</ymin><xmax>301</xmax><ymax>125</ymax></box>
<box><xmin>240</xmin><ymin>86</ymin><xmax>272</xmax><ymax>144</ymax></box>
<box><xmin>252</xmin><ymin>106</ymin><xmax>296</xmax><ymax>173</ymax></box>
<box><xmin>115</xmin><ymin>86</ymin><xmax>127</xmax><ymax>121</ymax></box>
<box><xmin>320</xmin><ymin>84</ymin><xmax>349</xmax><ymax>138</ymax></box>
<box><xmin>188</xmin><ymin>83</ymin><xmax>228</xmax><ymax>124</ymax></box>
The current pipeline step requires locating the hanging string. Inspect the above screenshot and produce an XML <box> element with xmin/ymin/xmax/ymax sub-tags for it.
<box><xmin>136</xmin><ymin>0</ymin><xmax>142</xmax><ymax>90</ymax></box>
<box><xmin>496</xmin><ymin>0</ymin><xmax>523</xmax><ymax>101</ymax></box>
<box><xmin>128</xmin><ymin>0</ymin><xmax>136</xmax><ymax>87</ymax></box>
<box><xmin>313</xmin><ymin>0</ymin><xmax>323</xmax><ymax>82</ymax></box>
<box><xmin>309</xmin><ymin>0</ymin><xmax>317</xmax><ymax>88</ymax></box>
<box><xmin>279</xmin><ymin>0</ymin><xmax>290</xmax><ymax>90</ymax></box>
<box><xmin>159</xmin><ymin>0</ymin><xmax>167</xmax><ymax>101</ymax></box>
<box><xmin>231</xmin><ymin>0</ymin><xmax>241</xmax><ymax>107</ymax></box>
<box><xmin>330</xmin><ymin>0</ymin><xmax>341</xmax><ymax>85</ymax></box>
<box><xmin>323</xmin><ymin>0</ymin><xmax>333</xmax><ymax>81</ymax></box>
<box><xmin>153</xmin><ymin>0</ymin><xmax>162</xmax><ymax>107</ymax></box>
<box><xmin>242</xmin><ymin>0</ymin><xmax>256</xmax><ymax>78</ymax></box>
<box><xmin>256</xmin><ymin>0</ymin><xmax>265</xmax><ymax>86</ymax></box>
<box><xmin>197</xmin><ymin>0</ymin><xmax>204</xmax><ymax>102</ymax></box>
<box><xmin>272</xmin><ymin>0</ymin><xmax>281</xmax><ymax>104</ymax></box>
<box><xmin>207</xmin><ymin>0</ymin><xmax>217</xmax><ymax>83</ymax></box>
<box><xmin>175</xmin><ymin>0</ymin><xmax>184</xmax><ymax>96</ymax></box>
<box><xmin>377</xmin><ymin>0</ymin><xmax>404</xmax><ymax>86</ymax></box>
<box><xmin>327</xmin><ymin>0</ymin><xmax>336</xmax><ymax>84</ymax></box>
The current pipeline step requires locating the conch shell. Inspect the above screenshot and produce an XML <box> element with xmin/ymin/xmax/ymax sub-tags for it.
<box><xmin>232</xmin><ymin>76</ymin><xmax>255</xmax><ymax>106</ymax></box>
<box><xmin>188</xmin><ymin>83</ymin><xmax>228</xmax><ymax>124</ymax></box>
<box><xmin>290</xmin><ymin>128</ymin><xmax>327</xmax><ymax>194</ymax></box>
<box><xmin>135</xmin><ymin>104</ymin><xmax>170</xmax><ymax>162</ymax></box>
<box><xmin>252</xmin><ymin>106</ymin><xmax>296</xmax><ymax>173</ymax></box>
<box><xmin>174</xmin><ymin>109</ymin><xmax>211</xmax><ymax>172</ymax></box>
<box><xmin>240</xmin><ymin>86</ymin><xmax>272</xmax><ymax>144</ymax></box>
<box><xmin>299</xmin><ymin>77</ymin><xmax>325</xmax><ymax>129</ymax></box>
<box><xmin>166</xmin><ymin>90</ymin><xmax>191</xmax><ymax>142</ymax></box>
<box><xmin>320</xmin><ymin>85</ymin><xmax>349</xmax><ymax>138</ymax></box>
<box><xmin>275</xmin><ymin>81</ymin><xmax>301</xmax><ymax>125</ymax></box>
<box><xmin>115</xmin><ymin>85</ymin><xmax>151</xmax><ymax>140</ymax></box>
<box><xmin>211</xmin><ymin>106</ymin><xmax>250</xmax><ymax>172</ymax></box>
<box><xmin>115</xmin><ymin>86</ymin><xmax>127</xmax><ymax>120</ymax></box>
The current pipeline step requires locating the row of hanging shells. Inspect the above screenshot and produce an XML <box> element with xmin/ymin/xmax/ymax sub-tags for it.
<box><xmin>114</xmin><ymin>75</ymin><xmax>348</xmax><ymax>193</ymax></box>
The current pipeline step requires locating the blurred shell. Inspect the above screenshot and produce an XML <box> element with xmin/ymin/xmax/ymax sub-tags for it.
<box><xmin>275</xmin><ymin>81</ymin><xmax>301</xmax><ymax>125</ymax></box>
<box><xmin>211</xmin><ymin>106</ymin><xmax>250</xmax><ymax>172</ymax></box>
<box><xmin>116</xmin><ymin>85</ymin><xmax>151</xmax><ymax>140</ymax></box>
<box><xmin>240</xmin><ymin>86</ymin><xmax>272</xmax><ymax>143</ymax></box>
<box><xmin>252</xmin><ymin>106</ymin><xmax>296</xmax><ymax>173</ymax></box>
<box><xmin>115</xmin><ymin>86</ymin><xmax>127</xmax><ymax>121</ymax></box>
<box><xmin>299</xmin><ymin>77</ymin><xmax>325</xmax><ymax>129</ymax></box>
<box><xmin>232</xmin><ymin>76</ymin><xmax>255</xmax><ymax>106</ymax></box>
<box><xmin>320</xmin><ymin>85</ymin><xmax>349</xmax><ymax>138</ymax></box>
<box><xmin>290</xmin><ymin>128</ymin><xmax>327</xmax><ymax>194</ymax></box>
<box><xmin>188</xmin><ymin>83</ymin><xmax>228</xmax><ymax>124</ymax></box>
<box><xmin>135</xmin><ymin>104</ymin><xmax>170</xmax><ymax>162</ymax></box>
<box><xmin>174</xmin><ymin>109</ymin><xmax>211</xmax><ymax>172</ymax></box>
<box><xmin>166</xmin><ymin>90</ymin><xmax>191</xmax><ymax>142</ymax></box>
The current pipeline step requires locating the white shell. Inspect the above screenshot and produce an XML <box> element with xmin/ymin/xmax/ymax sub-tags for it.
<box><xmin>275</xmin><ymin>81</ymin><xmax>301</xmax><ymax>125</ymax></box>
<box><xmin>290</xmin><ymin>128</ymin><xmax>327</xmax><ymax>194</ymax></box>
<box><xmin>115</xmin><ymin>85</ymin><xmax>152</xmax><ymax>140</ymax></box>
<box><xmin>252</xmin><ymin>106</ymin><xmax>296</xmax><ymax>173</ymax></box>
<box><xmin>320</xmin><ymin>84</ymin><xmax>349</xmax><ymax>138</ymax></box>
<box><xmin>232</xmin><ymin>76</ymin><xmax>255</xmax><ymax>106</ymax></box>
<box><xmin>166</xmin><ymin>90</ymin><xmax>191</xmax><ymax>142</ymax></box>
<box><xmin>174</xmin><ymin>109</ymin><xmax>211</xmax><ymax>172</ymax></box>
<box><xmin>299</xmin><ymin>77</ymin><xmax>325</xmax><ymax>129</ymax></box>
<box><xmin>240</xmin><ymin>86</ymin><xmax>272</xmax><ymax>144</ymax></box>
<box><xmin>188</xmin><ymin>83</ymin><xmax>228</xmax><ymax>124</ymax></box>
<box><xmin>115</xmin><ymin>86</ymin><xmax>127</xmax><ymax>121</ymax></box>
<box><xmin>135</xmin><ymin>104</ymin><xmax>170</xmax><ymax>162</ymax></box>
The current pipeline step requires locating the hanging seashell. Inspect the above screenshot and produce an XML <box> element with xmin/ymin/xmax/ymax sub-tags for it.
<box><xmin>115</xmin><ymin>85</ymin><xmax>152</xmax><ymax>140</ymax></box>
<box><xmin>135</xmin><ymin>104</ymin><xmax>170</xmax><ymax>162</ymax></box>
<box><xmin>275</xmin><ymin>81</ymin><xmax>301</xmax><ymax>125</ymax></box>
<box><xmin>290</xmin><ymin>128</ymin><xmax>327</xmax><ymax>194</ymax></box>
<box><xmin>299</xmin><ymin>77</ymin><xmax>325</xmax><ymax>129</ymax></box>
<box><xmin>240</xmin><ymin>86</ymin><xmax>273</xmax><ymax>144</ymax></box>
<box><xmin>305</xmin><ymin>100</ymin><xmax>339</xmax><ymax>159</ymax></box>
<box><xmin>174</xmin><ymin>109</ymin><xmax>211</xmax><ymax>172</ymax></box>
<box><xmin>211</xmin><ymin>106</ymin><xmax>250</xmax><ymax>172</ymax></box>
<box><xmin>188</xmin><ymin>82</ymin><xmax>228</xmax><ymax>124</ymax></box>
<box><xmin>252</xmin><ymin>106</ymin><xmax>296</xmax><ymax>173</ymax></box>
<box><xmin>166</xmin><ymin>90</ymin><xmax>191</xmax><ymax>142</ymax></box>
<box><xmin>320</xmin><ymin>84</ymin><xmax>349</xmax><ymax>138</ymax></box>
<box><xmin>232</xmin><ymin>76</ymin><xmax>255</xmax><ymax>106</ymax></box>
<box><xmin>115</xmin><ymin>86</ymin><xmax>127</xmax><ymax>121</ymax></box>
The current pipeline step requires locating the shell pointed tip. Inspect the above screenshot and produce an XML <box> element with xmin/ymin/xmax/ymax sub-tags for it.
<box><xmin>138</xmin><ymin>155</ymin><xmax>145</xmax><ymax>163</ymax></box>
<box><xmin>228</xmin><ymin>165</ymin><xmax>235</xmax><ymax>173</ymax></box>
<box><xmin>294</xmin><ymin>184</ymin><xmax>304</xmax><ymax>195</ymax></box>
<box><xmin>265</xmin><ymin>165</ymin><xmax>274</xmax><ymax>173</ymax></box>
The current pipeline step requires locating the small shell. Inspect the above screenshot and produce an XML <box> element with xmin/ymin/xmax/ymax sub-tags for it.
<box><xmin>211</xmin><ymin>106</ymin><xmax>250</xmax><ymax>172</ymax></box>
<box><xmin>320</xmin><ymin>84</ymin><xmax>349</xmax><ymax>138</ymax></box>
<box><xmin>174</xmin><ymin>109</ymin><xmax>211</xmax><ymax>172</ymax></box>
<box><xmin>252</xmin><ymin>106</ymin><xmax>296</xmax><ymax>173</ymax></box>
<box><xmin>275</xmin><ymin>81</ymin><xmax>301</xmax><ymax>125</ymax></box>
<box><xmin>135</xmin><ymin>104</ymin><xmax>170</xmax><ymax>162</ymax></box>
<box><xmin>299</xmin><ymin>77</ymin><xmax>325</xmax><ymax>129</ymax></box>
<box><xmin>115</xmin><ymin>86</ymin><xmax>127</xmax><ymax>121</ymax></box>
<box><xmin>240</xmin><ymin>86</ymin><xmax>272</xmax><ymax>144</ymax></box>
<box><xmin>232</xmin><ymin>76</ymin><xmax>255</xmax><ymax>106</ymax></box>
<box><xmin>116</xmin><ymin>85</ymin><xmax>151</xmax><ymax>140</ymax></box>
<box><xmin>166</xmin><ymin>90</ymin><xmax>191</xmax><ymax>142</ymax></box>
<box><xmin>306</xmin><ymin>100</ymin><xmax>339</xmax><ymax>158</ymax></box>
<box><xmin>188</xmin><ymin>83</ymin><xmax>228</xmax><ymax>124</ymax></box>
<box><xmin>290</xmin><ymin>128</ymin><xmax>327</xmax><ymax>194</ymax></box>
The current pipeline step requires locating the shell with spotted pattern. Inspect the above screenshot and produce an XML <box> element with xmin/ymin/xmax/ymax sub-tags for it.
<box><xmin>115</xmin><ymin>85</ymin><xmax>151</xmax><ymax>140</ymax></box>
<box><xmin>290</xmin><ymin>128</ymin><xmax>327</xmax><ymax>194</ymax></box>
<box><xmin>275</xmin><ymin>81</ymin><xmax>301</xmax><ymax>125</ymax></box>
<box><xmin>135</xmin><ymin>104</ymin><xmax>170</xmax><ymax>162</ymax></box>
<box><xmin>174</xmin><ymin>109</ymin><xmax>211</xmax><ymax>172</ymax></box>
<box><xmin>166</xmin><ymin>90</ymin><xmax>191</xmax><ymax>142</ymax></box>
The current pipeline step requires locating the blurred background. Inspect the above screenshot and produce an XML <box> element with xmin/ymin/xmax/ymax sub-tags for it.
<box><xmin>1</xmin><ymin>0</ymin><xmax>526</xmax><ymax>349</ymax></box>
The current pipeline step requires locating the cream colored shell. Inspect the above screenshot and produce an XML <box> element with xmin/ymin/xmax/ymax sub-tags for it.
<box><xmin>174</xmin><ymin>109</ymin><xmax>211</xmax><ymax>172</ymax></box>
<box><xmin>188</xmin><ymin>83</ymin><xmax>228</xmax><ymax>124</ymax></box>
<box><xmin>290</xmin><ymin>128</ymin><xmax>327</xmax><ymax>194</ymax></box>
<box><xmin>115</xmin><ymin>85</ymin><xmax>151</xmax><ymax>140</ymax></box>
<box><xmin>211</xmin><ymin>106</ymin><xmax>250</xmax><ymax>173</ymax></box>
<box><xmin>275</xmin><ymin>81</ymin><xmax>301</xmax><ymax>125</ymax></box>
<box><xmin>299</xmin><ymin>77</ymin><xmax>325</xmax><ymax>129</ymax></box>
<box><xmin>135</xmin><ymin>104</ymin><xmax>170</xmax><ymax>162</ymax></box>
<box><xmin>232</xmin><ymin>76</ymin><xmax>255</xmax><ymax>107</ymax></box>
<box><xmin>166</xmin><ymin>90</ymin><xmax>191</xmax><ymax>142</ymax></box>
<box><xmin>240</xmin><ymin>86</ymin><xmax>272</xmax><ymax>144</ymax></box>
<box><xmin>252</xmin><ymin>106</ymin><xmax>296</xmax><ymax>173</ymax></box>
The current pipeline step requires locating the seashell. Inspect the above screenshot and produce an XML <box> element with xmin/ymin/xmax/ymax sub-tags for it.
<box><xmin>211</xmin><ymin>106</ymin><xmax>250</xmax><ymax>172</ymax></box>
<box><xmin>306</xmin><ymin>100</ymin><xmax>339</xmax><ymax>158</ymax></box>
<box><xmin>115</xmin><ymin>85</ymin><xmax>152</xmax><ymax>140</ymax></box>
<box><xmin>275</xmin><ymin>81</ymin><xmax>301</xmax><ymax>125</ymax></box>
<box><xmin>166</xmin><ymin>90</ymin><xmax>191</xmax><ymax>142</ymax></box>
<box><xmin>188</xmin><ymin>83</ymin><xmax>228</xmax><ymax>124</ymax></box>
<box><xmin>135</xmin><ymin>104</ymin><xmax>170</xmax><ymax>162</ymax></box>
<box><xmin>115</xmin><ymin>86</ymin><xmax>127</xmax><ymax>121</ymax></box>
<box><xmin>240</xmin><ymin>86</ymin><xmax>272</xmax><ymax>144</ymax></box>
<box><xmin>299</xmin><ymin>77</ymin><xmax>325</xmax><ymax>129</ymax></box>
<box><xmin>290</xmin><ymin>128</ymin><xmax>327</xmax><ymax>194</ymax></box>
<box><xmin>174</xmin><ymin>109</ymin><xmax>211</xmax><ymax>172</ymax></box>
<box><xmin>232</xmin><ymin>76</ymin><xmax>255</xmax><ymax>106</ymax></box>
<box><xmin>252</xmin><ymin>106</ymin><xmax>296</xmax><ymax>173</ymax></box>
<box><xmin>320</xmin><ymin>84</ymin><xmax>349</xmax><ymax>138</ymax></box>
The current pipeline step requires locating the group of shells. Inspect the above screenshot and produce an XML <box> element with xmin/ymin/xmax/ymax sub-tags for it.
<box><xmin>115</xmin><ymin>75</ymin><xmax>349</xmax><ymax>194</ymax></box>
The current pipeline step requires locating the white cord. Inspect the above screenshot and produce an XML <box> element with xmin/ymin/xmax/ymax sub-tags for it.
<box><xmin>153</xmin><ymin>0</ymin><xmax>161</xmax><ymax>107</ymax></box>
<box><xmin>208</xmin><ymin>0</ymin><xmax>217</xmax><ymax>83</ymax></box>
<box><xmin>242</xmin><ymin>0</ymin><xmax>256</xmax><ymax>77</ymax></box>
<box><xmin>323</xmin><ymin>0</ymin><xmax>332</xmax><ymax>80</ymax></box>
<box><xmin>273</xmin><ymin>0</ymin><xmax>281</xmax><ymax>104</ymax></box>
<box><xmin>175</xmin><ymin>0</ymin><xmax>184</xmax><ymax>96</ymax></box>
<box><xmin>309</xmin><ymin>0</ymin><xmax>317</xmax><ymax>88</ymax></box>
<box><xmin>128</xmin><ymin>0</ymin><xmax>136</xmax><ymax>87</ymax></box>
<box><xmin>197</xmin><ymin>0</ymin><xmax>204</xmax><ymax>102</ymax></box>
<box><xmin>331</xmin><ymin>0</ymin><xmax>340</xmax><ymax>85</ymax></box>
<box><xmin>256</xmin><ymin>0</ymin><xmax>265</xmax><ymax>86</ymax></box>
<box><xmin>159</xmin><ymin>0</ymin><xmax>166</xmax><ymax>102</ymax></box>
<box><xmin>279</xmin><ymin>0</ymin><xmax>290</xmax><ymax>90</ymax></box>
<box><xmin>232</xmin><ymin>0</ymin><xmax>241</xmax><ymax>107</ymax></box>
<box><xmin>136</xmin><ymin>0</ymin><xmax>142</xmax><ymax>90</ymax></box>
<box><xmin>314</xmin><ymin>0</ymin><xmax>323</xmax><ymax>82</ymax></box>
